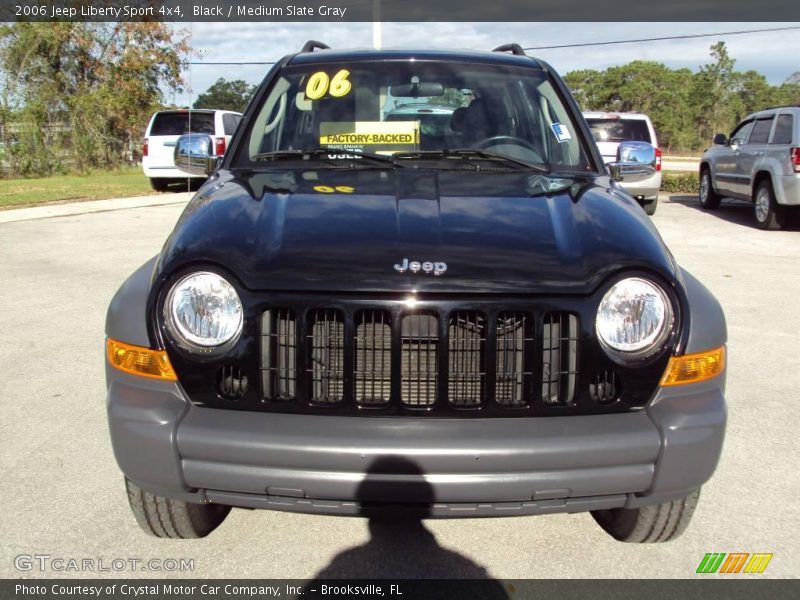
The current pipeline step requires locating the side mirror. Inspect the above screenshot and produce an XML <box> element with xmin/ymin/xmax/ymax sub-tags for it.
<box><xmin>712</xmin><ymin>133</ymin><xmax>728</xmax><ymax>146</ymax></box>
<box><xmin>174</xmin><ymin>134</ymin><xmax>220</xmax><ymax>177</ymax></box>
<box><xmin>608</xmin><ymin>141</ymin><xmax>657</xmax><ymax>183</ymax></box>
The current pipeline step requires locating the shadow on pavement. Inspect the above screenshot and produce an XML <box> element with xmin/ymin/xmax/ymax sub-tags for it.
<box><xmin>667</xmin><ymin>194</ymin><xmax>800</xmax><ymax>230</ymax></box>
<box><xmin>301</xmin><ymin>457</ymin><xmax>510</xmax><ymax>597</ymax></box>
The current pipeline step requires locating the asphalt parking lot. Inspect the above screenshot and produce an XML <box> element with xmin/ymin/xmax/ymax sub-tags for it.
<box><xmin>1</xmin><ymin>192</ymin><xmax>798</xmax><ymax>579</ymax></box>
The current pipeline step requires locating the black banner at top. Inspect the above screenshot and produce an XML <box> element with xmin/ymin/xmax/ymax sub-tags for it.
<box><xmin>2</xmin><ymin>0</ymin><xmax>800</xmax><ymax>22</ymax></box>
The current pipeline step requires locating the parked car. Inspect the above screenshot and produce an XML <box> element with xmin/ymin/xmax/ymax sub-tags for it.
<box><xmin>106</xmin><ymin>42</ymin><xmax>726</xmax><ymax>542</ymax></box>
<box><xmin>583</xmin><ymin>111</ymin><xmax>662</xmax><ymax>215</ymax></box>
<box><xmin>699</xmin><ymin>105</ymin><xmax>800</xmax><ymax>230</ymax></box>
<box><xmin>142</xmin><ymin>109</ymin><xmax>242</xmax><ymax>191</ymax></box>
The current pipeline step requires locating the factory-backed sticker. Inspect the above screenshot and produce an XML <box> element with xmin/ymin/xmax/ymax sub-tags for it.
<box><xmin>550</xmin><ymin>122</ymin><xmax>573</xmax><ymax>143</ymax></box>
<box><xmin>320</xmin><ymin>121</ymin><xmax>420</xmax><ymax>153</ymax></box>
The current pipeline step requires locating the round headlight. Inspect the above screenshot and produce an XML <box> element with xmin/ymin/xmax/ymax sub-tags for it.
<box><xmin>596</xmin><ymin>277</ymin><xmax>673</xmax><ymax>359</ymax></box>
<box><xmin>165</xmin><ymin>272</ymin><xmax>243</xmax><ymax>349</ymax></box>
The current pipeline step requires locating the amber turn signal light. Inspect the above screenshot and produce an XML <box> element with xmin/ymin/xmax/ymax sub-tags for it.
<box><xmin>660</xmin><ymin>346</ymin><xmax>725</xmax><ymax>386</ymax></box>
<box><xmin>107</xmin><ymin>338</ymin><xmax>177</xmax><ymax>381</ymax></box>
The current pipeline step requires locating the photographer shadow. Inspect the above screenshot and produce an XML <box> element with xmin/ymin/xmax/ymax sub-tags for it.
<box><xmin>302</xmin><ymin>457</ymin><xmax>509</xmax><ymax>597</ymax></box>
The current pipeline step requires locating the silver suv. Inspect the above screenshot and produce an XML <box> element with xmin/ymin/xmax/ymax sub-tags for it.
<box><xmin>699</xmin><ymin>105</ymin><xmax>800</xmax><ymax>230</ymax></box>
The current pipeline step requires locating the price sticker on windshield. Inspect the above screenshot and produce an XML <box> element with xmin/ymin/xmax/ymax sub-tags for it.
<box><xmin>305</xmin><ymin>69</ymin><xmax>352</xmax><ymax>100</ymax></box>
<box><xmin>551</xmin><ymin>122</ymin><xmax>573</xmax><ymax>143</ymax></box>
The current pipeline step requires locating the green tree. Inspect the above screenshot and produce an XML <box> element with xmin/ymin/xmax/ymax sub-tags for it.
<box><xmin>734</xmin><ymin>70</ymin><xmax>777</xmax><ymax>117</ymax></box>
<box><xmin>774</xmin><ymin>73</ymin><xmax>800</xmax><ymax>106</ymax></box>
<box><xmin>563</xmin><ymin>69</ymin><xmax>604</xmax><ymax>109</ymax></box>
<box><xmin>565</xmin><ymin>42</ymin><xmax>795</xmax><ymax>153</ymax></box>
<box><xmin>693</xmin><ymin>42</ymin><xmax>739</xmax><ymax>142</ymax></box>
<box><xmin>566</xmin><ymin>62</ymin><xmax>699</xmax><ymax>151</ymax></box>
<box><xmin>193</xmin><ymin>78</ymin><xmax>255</xmax><ymax>112</ymax></box>
<box><xmin>0</xmin><ymin>23</ymin><xmax>190</xmax><ymax>176</ymax></box>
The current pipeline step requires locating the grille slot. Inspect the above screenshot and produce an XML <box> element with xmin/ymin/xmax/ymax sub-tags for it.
<box><xmin>401</xmin><ymin>314</ymin><xmax>439</xmax><ymax>408</ymax></box>
<box><xmin>541</xmin><ymin>312</ymin><xmax>579</xmax><ymax>406</ymax></box>
<box><xmin>495</xmin><ymin>312</ymin><xmax>534</xmax><ymax>407</ymax></box>
<box><xmin>448</xmin><ymin>312</ymin><xmax>485</xmax><ymax>407</ymax></box>
<box><xmin>355</xmin><ymin>310</ymin><xmax>392</xmax><ymax>407</ymax></box>
<box><xmin>217</xmin><ymin>364</ymin><xmax>247</xmax><ymax>400</ymax></box>
<box><xmin>590</xmin><ymin>371</ymin><xmax>620</xmax><ymax>404</ymax></box>
<box><xmin>261</xmin><ymin>309</ymin><xmax>297</xmax><ymax>401</ymax></box>
<box><xmin>307</xmin><ymin>309</ymin><xmax>345</xmax><ymax>405</ymax></box>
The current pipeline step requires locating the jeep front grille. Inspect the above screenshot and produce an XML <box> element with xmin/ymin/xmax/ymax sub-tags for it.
<box><xmin>541</xmin><ymin>312</ymin><xmax>579</xmax><ymax>406</ymax></box>
<box><xmin>261</xmin><ymin>308</ymin><xmax>297</xmax><ymax>401</ymax></box>
<box><xmin>448</xmin><ymin>312</ymin><xmax>486</xmax><ymax>407</ymax></box>
<box><xmin>401</xmin><ymin>314</ymin><xmax>439</xmax><ymax>408</ymax></box>
<box><xmin>355</xmin><ymin>310</ymin><xmax>392</xmax><ymax>407</ymax></box>
<box><xmin>308</xmin><ymin>309</ymin><xmax>344</xmax><ymax>405</ymax></box>
<box><xmin>495</xmin><ymin>312</ymin><xmax>534</xmax><ymax>407</ymax></box>
<box><xmin>259</xmin><ymin>305</ymin><xmax>580</xmax><ymax>415</ymax></box>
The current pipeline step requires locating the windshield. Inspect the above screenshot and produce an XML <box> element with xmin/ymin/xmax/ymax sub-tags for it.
<box><xmin>235</xmin><ymin>61</ymin><xmax>592</xmax><ymax>171</ymax></box>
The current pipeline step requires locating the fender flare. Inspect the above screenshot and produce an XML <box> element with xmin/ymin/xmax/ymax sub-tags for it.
<box><xmin>105</xmin><ymin>256</ymin><xmax>157</xmax><ymax>347</ymax></box>
<box><xmin>680</xmin><ymin>267</ymin><xmax>727</xmax><ymax>354</ymax></box>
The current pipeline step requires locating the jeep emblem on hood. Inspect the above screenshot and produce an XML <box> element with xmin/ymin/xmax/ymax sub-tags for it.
<box><xmin>394</xmin><ymin>258</ymin><xmax>447</xmax><ymax>276</ymax></box>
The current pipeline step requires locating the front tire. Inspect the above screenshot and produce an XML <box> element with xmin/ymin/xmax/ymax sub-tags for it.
<box><xmin>699</xmin><ymin>168</ymin><xmax>721</xmax><ymax>210</ymax></box>
<box><xmin>125</xmin><ymin>478</ymin><xmax>230</xmax><ymax>538</ymax></box>
<box><xmin>591</xmin><ymin>488</ymin><xmax>700</xmax><ymax>543</ymax></box>
<box><xmin>753</xmin><ymin>179</ymin><xmax>784</xmax><ymax>230</ymax></box>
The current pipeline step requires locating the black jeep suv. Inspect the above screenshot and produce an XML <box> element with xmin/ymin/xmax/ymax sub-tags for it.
<box><xmin>105</xmin><ymin>42</ymin><xmax>727</xmax><ymax>542</ymax></box>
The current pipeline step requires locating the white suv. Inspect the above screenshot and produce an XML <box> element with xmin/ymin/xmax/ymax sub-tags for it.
<box><xmin>142</xmin><ymin>109</ymin><xmax>242</xmax><ymax>191</ymax></box>
<box><xmin>583</xmin><ymin>112</ymin><xmax>662</xmax><ymax>215</ymax></box>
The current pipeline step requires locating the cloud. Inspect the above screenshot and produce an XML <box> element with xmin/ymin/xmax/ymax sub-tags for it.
<box><xmin>173</xmin><ymin>21</ymin><xmax>799</xmax><ymax>104</ymax></box>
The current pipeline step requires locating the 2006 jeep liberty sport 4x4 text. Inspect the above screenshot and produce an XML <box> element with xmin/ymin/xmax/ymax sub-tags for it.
<box><xmin>105</xmin><ymin>42</ymin><xmax>727</xmax><ymax>542</ymax></box>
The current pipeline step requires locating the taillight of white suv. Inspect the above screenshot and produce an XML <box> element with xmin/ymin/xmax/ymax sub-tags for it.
<box><xmin>792</xmin><ymin>147</ymin><xmax>800</xmax><ymax>173</ymax></box>
<box><xmin>214</xmin><ymin>137</ymin><xmax>226</xmax><ymax>156</ymax></box>
<box><xmin>655</xmin><ymin>147</ymin><xmax>662</xmax><ymax>172</ymax></box>
<box><xmin>143</xmin><ymin>138</ymin><xmax>149</xmax><ymax>157</ymax></box>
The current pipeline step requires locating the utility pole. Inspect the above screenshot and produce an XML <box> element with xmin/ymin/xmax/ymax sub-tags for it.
<box><xmin>372</xmin><ymin>0</ymin><xmax>382</xmax><ymax>49</ymax></box>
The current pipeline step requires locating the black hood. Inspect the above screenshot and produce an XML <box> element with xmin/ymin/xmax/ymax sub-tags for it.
<box><xmin>157</xmin><ymin>168</ymin><xmax>676</xmax><ymax>295</ymax></box>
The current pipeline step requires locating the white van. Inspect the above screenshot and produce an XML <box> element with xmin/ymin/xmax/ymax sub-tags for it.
<box><xmin>583</xmin><ymin>111</ymin><xmax>662</xmax><ymax>215</ymax></box>
<box><xmin>142</xmin><ymin>109</ymin><xmax>242</xmax><ymax>191</ymax></box>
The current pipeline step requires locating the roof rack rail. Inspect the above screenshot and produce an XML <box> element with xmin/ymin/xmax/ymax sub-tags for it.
<box><xmin>492</xmin><ymin>43</ymin><xmax>526</xmax><ymax>56</ymax></box>
<box><xmin>755</xmin><ymin>104</ymin><xmax>800</xmax><ymax>112</ymax></box>
<box><xmin>300</xmin><ymin>40</ymin><xmax>331</xmax><ymax>53</ymax></box>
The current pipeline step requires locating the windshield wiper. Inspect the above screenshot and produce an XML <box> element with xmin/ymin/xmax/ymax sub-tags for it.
<box><xmin>251</xmin><ymin>148</ymin><xmax>396</xmax><ymax>166</ymax></box>
<box><xmin>393</xmin><ymin>149</ymin><xmax>549</xmax><ymax>172</ymax></box>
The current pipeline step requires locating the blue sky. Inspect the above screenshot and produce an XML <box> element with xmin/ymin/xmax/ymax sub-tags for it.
<box><xmin>172</xmin><ymin>22</ymin><xmax>800</xmax><ymax>105</ymax></box>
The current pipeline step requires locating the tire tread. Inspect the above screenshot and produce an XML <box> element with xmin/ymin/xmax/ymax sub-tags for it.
<box><xmin>591</xmin><ymin>488</ymin><xmax>700</xmax><ymax>543</ymax></box>
<box><xmin>124</xmin><ymin>478</ymin><xmax>230</xmax><ymax>539</ymax></box>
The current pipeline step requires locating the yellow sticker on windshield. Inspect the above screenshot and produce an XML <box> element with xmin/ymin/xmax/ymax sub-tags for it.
<box><xmin>305</xmin><ymin>69</ymin><xmax>352</xmax><ymax>100</ymax></box>
<box><xmin>320</xmin><ymin>121</ymin><xmax>420</xmax><ymax>153</ymax></box>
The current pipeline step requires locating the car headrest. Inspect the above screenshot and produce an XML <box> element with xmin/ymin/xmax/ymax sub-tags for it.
<box><xmin>450</xmin><ymin>107</ymin><xmax>469</xmax><ymax>132</ymax></box>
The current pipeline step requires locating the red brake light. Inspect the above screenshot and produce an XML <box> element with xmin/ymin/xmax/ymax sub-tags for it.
<box><xmin>655</xmin><ymin>147</ymin><xmax>662</xmax><ymax>172</ymax></box>
<box><xmin>792</xmin><ymin>147</ymin><xmax>800</xmax><ymax>173</ymax></box>
<box><xmin>214</xmin><ymin>137</ymin><xmax>226</xmax><ymax>156</ymax></box>
<box><xmin>143</xmin><ymin>138</ymin><xmax>148</xmax><ymax>157</ymax></box>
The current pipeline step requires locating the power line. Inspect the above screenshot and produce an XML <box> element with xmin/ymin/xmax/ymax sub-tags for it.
<box><xmin>187</xmin><ymin>61</ymin><xmax>276</xmax><ymax>65</ymax></box>
<box><xmin>522</xmin><ymin>25</ymin><xmax>800</xmax><ymax>51</ymax></box>
<box><xmin>184</xmin><ymin>25</ymin><xmax>800</xmax><ymax>66</ymax></box>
